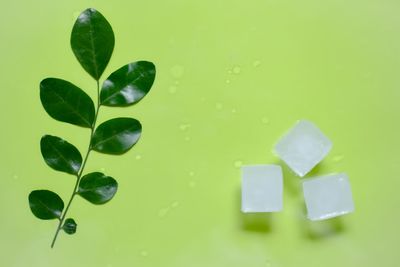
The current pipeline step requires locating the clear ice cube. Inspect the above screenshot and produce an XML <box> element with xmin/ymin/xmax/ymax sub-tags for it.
<box><xmin>241</xmin><ymin>164</ymin><xmax>283</xmax><ymax>213</ymax></box>
<box><xmin>274</xmin><ymin>120</ymin><xmax>332</xmax><ymax>177</ymax></box>
<box><xmin>302</xmin><ymin>173</ymin><xmax>354</xmax><ymax>221</ymax></box>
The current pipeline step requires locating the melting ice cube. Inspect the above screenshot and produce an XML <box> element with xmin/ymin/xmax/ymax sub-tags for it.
<box><xmin>302</xmin><ymin>173</ymin><xmax>354</xmax><ymax>221</ymax></box>
<box><xmin>241</xmin><ymin>164</ymin><xmax>283</xmax><ymax>213</ymax></box>
<box><xmin>274</xmin><ymin>120</ymin><xmax>332</xmax><ymax>177</ymax></box>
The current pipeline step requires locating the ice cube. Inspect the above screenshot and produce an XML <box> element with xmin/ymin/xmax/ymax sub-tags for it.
<box><xmin>274</xmin><ymin>120</ymin><xmax>332</xmax><ymax>177</ymax></box>
<box><xmin>302</xmin><ymin>173</ymin><xmax>354</xmax><ymax>221</ymax></box>
<box><xmin>241</xmin><ymin>164</ymin><xmax>283</xmax><ymax>213</ymax></box>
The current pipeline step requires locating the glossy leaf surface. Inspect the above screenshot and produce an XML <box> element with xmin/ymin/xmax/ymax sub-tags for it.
<box><xmin>100</xmin><ymin>61</ymin><xmax>156</xmax><ymax>106</ymax></box>
<box><xmin>40</xmin><ymin>78</ymin><xmax>95</xmax><ymax>128</ymax></box>
<box><xmin>71</xmin><ymin>8</ymin><xmax>114</xmax><ymax>80</ymax></box>
<box><xmin>29</xmin><ymin>190</ymin><xmax>64</xmax><ymax>220</ymax></box>
<box><xmin>40</xmin><ymin>135</ymin><xmax>82</xmax><ymax>175</ymax></box>
<box><xmin>78</xmin><ymin>172</ymin><xmax>118</xmax><ymax>204</ymax></box>
<box><xmin>91</xmin><ymin>118</ymin><xmax>142</xmax><ymax>154</ymax></box>
<box><xmin>63</xmin><ymin>218</ymin><xmax>77</xmax><ymax>234</ymax></box>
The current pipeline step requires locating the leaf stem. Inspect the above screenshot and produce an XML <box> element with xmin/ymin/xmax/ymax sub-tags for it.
<box><xmin>50</xmin><ymin>80</ymin><xmax>101</xmax><ymax>248</ymax></box>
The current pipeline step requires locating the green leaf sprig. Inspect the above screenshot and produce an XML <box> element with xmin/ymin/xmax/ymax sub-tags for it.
<box><xmin>28</xmin><ymin>8</ymin><xmax>156</xmax><ymax>248</ymax></box>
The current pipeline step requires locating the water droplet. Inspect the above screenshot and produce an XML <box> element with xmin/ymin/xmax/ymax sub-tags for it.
<box><xmin>169</xmin><ymin>85</ymin><xmax>177</xmax><ymax>94</ymax></box>
<box><xmin>189</xmin><ymin>181</ymin><xmax>197</xmax><ymax>188</ymax></box>
<box><xmin>179</xmin><ymin>123</ymin><xmax>191</xmax><ymax>131</ymax></box>
<box><xmin>12</xmin><ymin>174</ymin><xmax>19</xmax><ymax>180</ymax></box>
<box><xmin>140</xmin><ymin>250</ymin><xmax>149</xmax><ymax>257</ymax></box>
<box><xmin>189</xmin><ymin>171</ymin><xmax>195</xmax><ymax>177</ymax></box>
<box><xmin>261</xmin><ymin>117</ymin><xmax>270</xmax><ymax>124</ymax></box>
<box><xmin>100</xmin><ymin>167</ymin><xmax>106</xmax><ymax>172</ymax></box>
<box><xmin>170</xmin><ymin>65</ymin><xmax>184</xmax><ymax>78</ymax></box>
<box><xmin>184</xmin><ymin>136</ymin><xmax>191</xmax><ymax>141</ymax></box>
<box><xmin>234</xmin><ymin>160</ymin><xmax>243</xmax><ymax>168</ymax></box>
<box><xmin>333</xmin><ymin>155</ymin><xmax>344</xmax><ymax>162</ymax></box>
<box><xmin>225</xmin><ymin>79</ymin><xmax>231</xmax><ymax>84</ymax></box>
<box><xmin>253</xmin><ymin>60</ymin><xmax>261</xmax><ymax>67</ymax></box>
<box><xmin>231</xmin><ymin>108</ymin><xmax>237</xmax><ymax>113</ymax></box>
<box><xmin>135</xmin><ymin>155</ymin><xmax>142</xmax><ymax>160</ymax></box>
<box><xmin>171</xmin><ymin>201</ymin><xmax>179</xmax><ymax>208</ymax></box>
<box><xmin>158</xmin><ymin>207</ymin><xmax>170</xmax><ymax>218</ymax></box>
<box><xmin>227</xmin><ymin>70</ymin><xmax>233</xmax><ymax>74</ymax></box>
<box><xmin>232</xmin><ymin>66</ymin><xmax>241</xmax><ymax>74</ymax></box>
<box><xmin>216</xmin><ymin>103</ymin><xmax>223</xmax><ymax>110</ymax></box>
<box><xmin>174</xmin><ymin>80</ymin><xmax>180</xmax><ymax>85</ymax></box>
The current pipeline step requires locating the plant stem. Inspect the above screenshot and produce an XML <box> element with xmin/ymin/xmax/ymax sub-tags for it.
<box><xmin>50</xmin><ymin>80</ymin><xmax>101</xmax><ymax>248</ymax></box>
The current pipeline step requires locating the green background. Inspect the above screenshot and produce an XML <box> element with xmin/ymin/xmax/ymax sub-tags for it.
<box><xmin>1</xmin><ymin>0</ymin><xmax>399</xmax><ymax>266</ymax></box>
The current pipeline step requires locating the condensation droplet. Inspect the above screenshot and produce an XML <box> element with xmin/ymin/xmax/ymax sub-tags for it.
<box><xmin>253</xmin><ymin>60</ymin><xmax>261</xmax><ymax>67</ymax></box>
<box><xmin>169</xmin><ymin>85</ymin><xmax>177</xmax><ymax>94</ymax></box>
<box><xmin>261</xmin><ymin>117</ymin><xmax>270</xmax><ymax>124</ymax></box>
<box><xmin>135</xmin><ymin>155</ymin><xmax>142</xmax><ymax>160</ymax></box>
<box><xmin>100</xmin><ymin>167</ymin><xmax>106</xmax><ymax>172</ymax></box>
<box><xmin>170</xmin><ymin>65</ymin><xmax>184</xmax><ymax>78</ymax></box>
<box><xmin>225</xmin><ymin>79</ymin><xmax>231</xmax><ymax>84</ymax></box>
<box><xmin>179</xmin><ymin>123</ymin><xmax>191</xmax><ymax>131</ymax></box>
<box><xmin>12</xmin><ymin>174</ymin><xmax>19</xmax><ymax>180</ymax></box>
<box><xmin>333</xmin><ymin>155</ymin><xmax>344</xmax><ymax>162</ymax></box>
<box><xmin>189</xmin><ymin>171</ymin><xmax>195</xmax><ymax>177</ymax></box>
<box><xmin>158</xmin><ymin>207</ymin><xmax>170</xmax><ymax>218</ymax></box>
<box><xmin>216</xmin><ymin>103</ymin><xmax>223</xmax><ymax>110</ymax></box>
<box><xmin>232</xmin><ymin>66</ymin><xmax>241</xmax><ymax>74</ymax></box>
<box><xmin>231</xmin><ymin>108</ymin><xmax>237</xmax><ymax>113</ymax></box>
<box><xmin>227</xmin><ymin>70</ymin><xmax>233</xmax><ymax>74</ymax></box>
<box><xmin>234</xmin><ymin>160</ymin><xmax>243</xmax><ymax>168</ymax></box>
<box><xmin>189</xmin><ymin>181</ymin><xmax>197</xmax><ymax>188</ymax></box>
<box><xmin>184</xmin><ymin>136</ymin><xmax>191</xmax><ymax>141</ymax></box>
<box><xmin>140</xmin><ymin>250</ymin><xmax>149</xmax><ymax>257</ymax></box>
<box><xmin>171</xmin><ymin>201</ymin><xmax>179</xmax><ymax>208</ymax></box>
<box><xmin>174</xmin><ymin>80</ymin><xmax>180</xmax><ymax>85</ymax></box>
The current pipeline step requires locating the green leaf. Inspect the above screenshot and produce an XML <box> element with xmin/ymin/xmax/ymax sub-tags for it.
<box><xmin>40</xmin><ymin>135</ymin><xmax>82</xmax><ymax>175</ymax></box>
<box><xmin>78</xmin><ymin>172</ymin><xmax>118</xmax><ymax>204</ymax></box>
<box><xmin>63</xmin><ymin>218</ymin><xmax>77</xmax><ymax>234</ymax></box>
<box><xmin>91</xmin><ymin>118</ymin><xmax>142</xmax><ymax>154</ymax></box>
<box><xmin>40</xmin><ymin>78</ymin><xmax>95</xmax><ymax>128</ymax></box>
<box><xmin>71</xmin><ymin>8</ymin><xmax>114</xmax><ymax>80</ymax></box>
<box><xmin>29</xmin><ymin>190</ymin><xmax>64</xmax><ymax>220</ymax></box>
<box><xmin>100</xmin><ymin>61</ymin><xmax>156</xmax><ymax>106</ymax></box>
